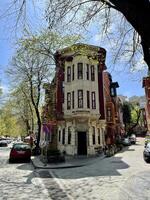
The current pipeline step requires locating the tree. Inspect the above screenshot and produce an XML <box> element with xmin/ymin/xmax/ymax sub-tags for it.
<box><xmin>10</xmin><ymin>83</ymin><xmax>35</xmax><ymax>135</ymax></box>
<box><xmin>0</xmin><ymin>101</ymin><xmax>22</xmax><ymax>137</ymax></box>
<box><xmin>8</xmin><ymin>45</ymin><xmax>50</xmax><ymax>150</ymax></box>
<box><xmin>122</xmin><ymin>100</ymin><xmax>144</xmax><ymax>134</ymax></box>
<box><xmin>128</xmin><ymin>102</ymin><xmax>141</xmax><ymax>134</ymax></box>
<box><xmin>3</xmin><ymin>1</ymin><xmax>150</xmax><ymax>71</ymax></box>
<box><xmin>8</xmin><ymin>30</ymin><xmax>80</xmax><ymax>151</ymax></box>
<box><xmin>0</xmin><ymin>81</ymin><xmax>3</xmax><ymax>103</ymax></box>
<box><xmin>45</xmin><ymin>0</ymin><xmax>150</xmax><ymax>71</ymax></box>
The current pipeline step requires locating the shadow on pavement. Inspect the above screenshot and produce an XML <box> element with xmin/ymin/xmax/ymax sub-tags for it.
<box><xmin>51</xmin><ymin>155</ymin><xmax>130</xmax><ymax>179</ymax></box>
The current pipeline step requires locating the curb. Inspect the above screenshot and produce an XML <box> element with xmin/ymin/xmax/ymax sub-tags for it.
<box><xmin>31</xmin><ymin>155</ymin><xmax>105</xmax><ymax>170</ymax></box>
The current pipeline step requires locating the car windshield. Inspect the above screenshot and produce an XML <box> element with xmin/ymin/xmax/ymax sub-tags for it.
<box><xmin>13</xmin><ymin>144</ymin><xmax>31</xmax><ymax>150</ymax></box>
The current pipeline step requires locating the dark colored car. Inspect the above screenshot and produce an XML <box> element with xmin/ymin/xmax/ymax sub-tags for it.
<box><xmin>122</xmin><ymin>137</ymin><xmax>131</xmax><ymax>146</ymax></box>
<box><xmin>143</xmin><ymin>143</ymin><xmax>150</xmax><ymax>163</ymax></box>
<box><xmin>129</xmin><ymin>134</ymin><xmax>136</xmax><ymax>144</ymax></box>
<box><xmin>0</xmin><ymin>140</ymin><xmax>8</xmax><ymax>147</ymax></box>
<box><xmin>9</xmin><ymin>143</ymin><xmax>31</xmax><ymax>162</ymax></box>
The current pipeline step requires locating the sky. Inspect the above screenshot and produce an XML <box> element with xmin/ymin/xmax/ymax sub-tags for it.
<box><xmin>0</xmin><ymin>1</ymin><xmax>146</xmax><ymax>101</ymax></box>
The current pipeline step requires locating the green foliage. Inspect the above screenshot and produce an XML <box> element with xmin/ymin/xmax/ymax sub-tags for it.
<box><xmin>131</xmin><ymin>103</ymin><xmax>140</xmax><ymax>124</ymax></box>
<box><xmin>10</xmin><ymin>82</ymin><xmax>36</xmax><ymax>134</ymax></box>
<box><xmin>7</xmin><ymin>30</ymin><xmax>80</xmax><ymax>146</ymax></box>
<box><xmin>0</xmin><ymin>102</ymin><xmax>24</xmax><ymax>137</ymax></box>
<box><xmin>122</xmin><ymin>100</ymin><xmax>143</xmax><ymax>134</ymax></box>
<box><xmin>19</xmin><ymin>30</ymin><xmax>81</xmax><ymax>60</ymax></box>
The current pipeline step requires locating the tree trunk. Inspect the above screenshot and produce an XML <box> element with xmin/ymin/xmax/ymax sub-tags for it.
<box><xmin>35</xmin><ymin>107</ymin><xmax>41</xmax><ymax>148</ymax></box>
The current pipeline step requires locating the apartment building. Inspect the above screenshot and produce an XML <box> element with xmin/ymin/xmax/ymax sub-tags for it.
<box><xmin>54</xmin><ymin>43</ymin><xmax>107</xmax><ymax>156</ymax></box>
<box><xmin>41</xmin><ymin>43</ymin><xmax>123</xmax><ymax>156</ymax></box>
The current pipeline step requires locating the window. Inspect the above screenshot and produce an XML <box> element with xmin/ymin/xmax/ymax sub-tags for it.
<box><xmin>92</xmin><ymin>126</ymin><xmax>96</xmax><ymax>145</ymax></box>
<box><xmin>87</xmin><ymin>91</ymin><xmax>90</xmax><ymax>108</ymax></box>
<box><xmin>78</xmin><ymin>90</ymin><xmax>83</xmax><ymax>108</ymax></box>
<box><xmin>68</xmin><ymin>127</ymin><xmax>71</xmax><ymax>144</ymax></box>
<box><xmin>67</xmin><ymin>66</ymin><xmax>71</xmax><ymax>82</ymax></box>
<box><xmin>67</xmin><ymin>92</ymin><xmax>71</xmax><ymax>110</ymax></box>
<box><xmin>91</xmin><ymin>65</ymin><xmax>95</xmax><ymax>81</ymax></box>
<box><xmin>77</xmin><ymin>63</ymin><xmax>83</xmax><ymax>79</ymax></box>
<box><xmin>91</xmin><ymin>92</ymin><xmax>96</xmax><ymax>109</ymax></box>
<box><xmin>62</xmin><ymin>128</ymin><xmax>65</xmax><ymax>144</ymax></box>
<box><xmin>86</xmin><ymin>64</ymin><xmax>89</xmax><ymax>80</ymax></box>
<box><xmin>72</xmin><ymin>91</ymin><xmax>74</xmax><ymax>109</ymax></box>
<box><xmin>98</xmin><ymin>128</ymin><xmax>101</xmax><ymax>144</ymax></box>
<box><xmin>110</xmin><ymin>87</ymin><xmax>115</xmax><ymax>96</ymax></box>
<box><xmin>107</xmin><ymin>107</ymin><xmax>111</xmax><ymax>122</ymax></box>
<box><xmin>58</xmin><ymin>130</ymin><xmax>61</xmax><ymax>142</ymax></box>
<box><xmin>72</xmin><ymin>64</ymin><xmax>74</xmax><ymax>80</ymax></box>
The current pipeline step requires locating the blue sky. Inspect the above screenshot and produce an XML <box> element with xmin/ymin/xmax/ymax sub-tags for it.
<box><xmin>0</xmin><ymin>1</ymin><xmax>146</xmax><ymax>99</ymax></box>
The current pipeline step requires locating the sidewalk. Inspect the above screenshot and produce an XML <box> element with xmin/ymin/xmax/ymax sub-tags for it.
<box><xmin>31</xmin><ymin>154</ymin><xmax>105</xmax><ymax>169</ymax></box>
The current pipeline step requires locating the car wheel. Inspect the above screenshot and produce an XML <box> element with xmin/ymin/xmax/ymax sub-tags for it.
<box><xmin>26</xmin><ymin>158</ymin><xmax>31</xmax><ymax>163</ymax></box>
<box><xmin>145</xmin><ymin>159</ymin><xmax>150</xmax><ymax>163</ymax></box>
<box><xmin>9</xmin><ymin>158</ymin><xmax>13</xmax><ymax>163</ymax></box>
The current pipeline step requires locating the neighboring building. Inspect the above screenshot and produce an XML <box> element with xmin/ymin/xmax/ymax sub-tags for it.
<box><xmin>142</xmin><ymin>77</ymin><xmax>150</xmax><ymax>131</ymax></box>
<box><xmin>140</xmin><ymin>108</ymin><xmax>147</xmax><ymax>131</ymax></box>
<box><xmin>104</xmin><ymin>72</ymin><xmax>124</xmax><ymax>145</ymax></box>
<box><xmin>41</xmin><ymin>81</ymin><xmax>57</xmax><ymax>150</ymax></box>
<box><xmin>41</xmin><ymin>43</ymin><xmax>123</xmax><ymax>156</ymax></box>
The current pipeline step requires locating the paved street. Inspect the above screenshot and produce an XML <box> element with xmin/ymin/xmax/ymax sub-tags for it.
<box><xmin>48</xmin><ymin>137</ymin><xmax>150</xmax><ymax>200</ymax></box>
<box><xmin>0</xmin><ymin>138</ymin><xmax>150</xmax><ymax>200</ymax></box>
<box><xmin>0</xmin><ymin>146</ymin><xmax>50</xmax><ymax>200</ymax></box>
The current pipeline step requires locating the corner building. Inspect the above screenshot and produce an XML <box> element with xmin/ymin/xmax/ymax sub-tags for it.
<box><xmin>55</xmin><ymin>43</ymin><xmax>107</xmax><ymax>156</ymax></box>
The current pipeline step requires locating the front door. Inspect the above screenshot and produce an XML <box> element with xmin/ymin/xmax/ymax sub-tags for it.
<box><xmin>77</xmin><ymin>132</ymin><xmax>87</xmax><ymax>155</ymax></box>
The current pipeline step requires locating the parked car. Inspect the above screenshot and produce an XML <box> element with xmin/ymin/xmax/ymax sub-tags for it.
<box><xmin>129</xmin><ymin>134</ymin><xmax>136</xmax><ymax>144</ymax></box>
<box><xmin>9</xmin><ymin>143</ymin><xmax>31</xmax><ymax>162</ymax></box>
<box><xmin>144</xmin><ymin>135</ymin><xmax>150</xmax><ymax>147</ymax></box>
<box><xmin>143</xmin><ymin>143</ymin><xmax>150</xmax><ymax>163</ymax></box>
<box><xmin>122</xmin><ymin>137</ymin><xmax>131</xmax><ymax>146</ymax></box>
<box><xmin>0</xmin><ymin>140</ymin><xmax>8</xmax><ymax>147</ymax></box>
